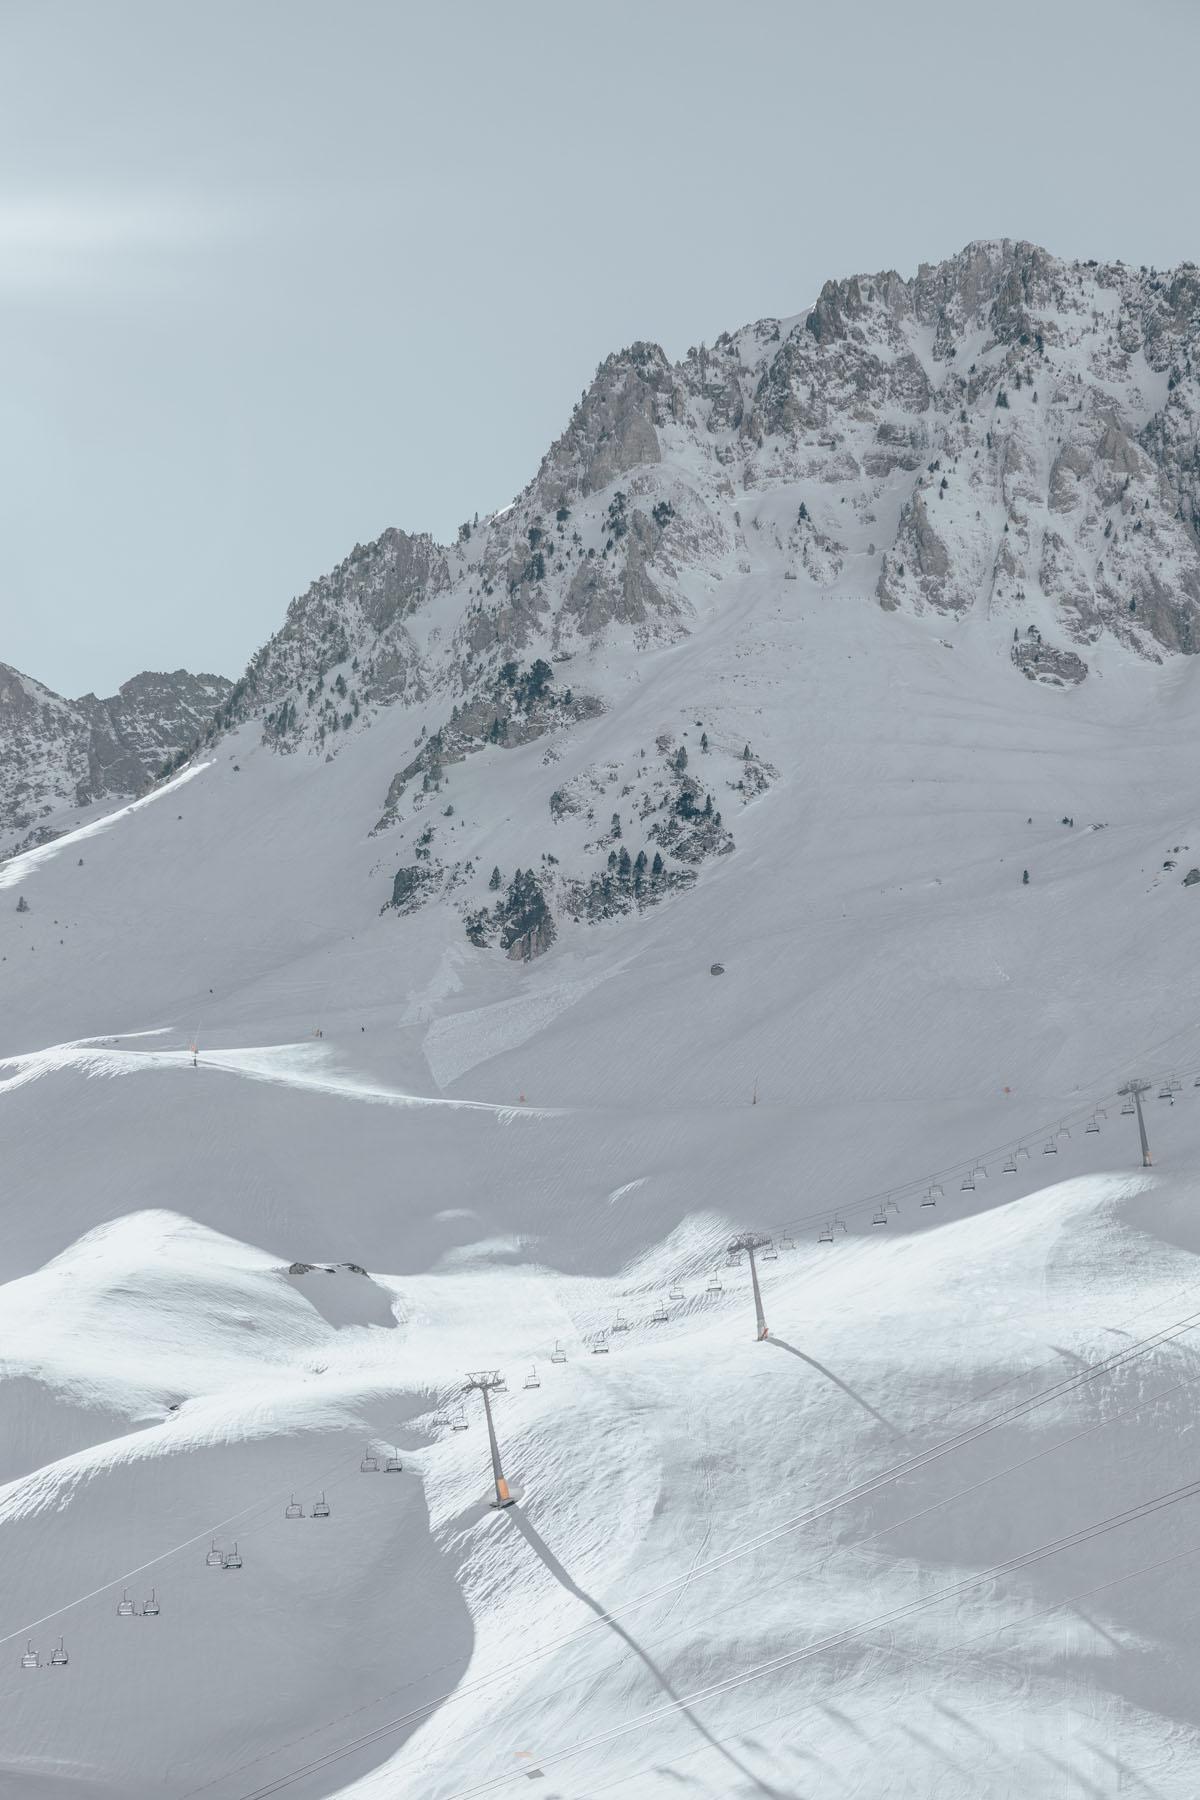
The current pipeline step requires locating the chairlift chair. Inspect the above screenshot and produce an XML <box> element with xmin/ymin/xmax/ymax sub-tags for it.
<box><xmin>1043</xmin><ymin>1138</ymin><xmax>1058</xmax><ymax>1154</ymax></box>
<box><xmin>921</xmin><ymin>1189</ymin><xmax>936</xmax><ymax>1206</ymax></box>
<box><xmin>285</xmin><ymin>1494</ymin><xmax>304</xmax><ymax>1520</ymax></box>
<box><xmin>1121</xmin><ymin>1097</ymin><xmax>1135</xmax><ymax>1115</ymax></box>
<box><xmin>833</xmin><ymin>1214</ymin><xmax>848</xmax><ymax>1232</ymax></box>
<box><xmin>360</xmin><ymin>1446</ymin><xmax>380</xmax><ymax>1472</ymax></box>
<box><xmin>1018</xmin><ymin>1145</ymin><xmax>1032</xmax><ymax>1158</ymax></box>
<box><xmin>781</xmin><ymin>1233</ymin><xmax>796</xmax><ymax>1250</ymax></box>
<box><xmin>871</xmin><ymin>1204</ymin><xmax>888</xmax><ymax>1226</ymax></box>
<box><xmin>973</xmin><ymin>1163</ymin><xmax>988</xmax><ymax>1179</ymax></box>
<box><xmin>384</xmin><ymin>1448</ymin><xmax>403</xmax><ymax>1472</ymax></box>
<box><xmin>20</xmin><ymin>1641</ymin><xmax>38</xmax><ymax>1670</ymax></box>
<box><xmin>551</xmin><ymin>1340</ymin><xmax>568</xmax><ymax>1363</ymax></box>
<box><xmin>312</xmin><ymin>1492</ymin><xmax>331</xmax><ymax>1518</ymax></box>
<box><xmin>117</xmin><ymin>1589</ymin><xmax>136</xmax><ymax>1617</ymax></box>
<box><xmin>206</xmin><ymin>1539</ymin><xmax>224</xmax><ymax>1568</ymax></box>
<box><xmin>451</xmin><ymin>1406</ymin><xmax>469</xmax><ymax>1431</ymax></box>
<box><xmin>819</xmin><ymin>1222</ymin><xmax>834</xmax><ymax>1242</ymax></box>
<box><xmin>143</xmin><ymin>1589</ymin><xmax>160</xmax><ymax>1617</ymax></box>
<box><xmin>611</xmin><ymin>1311</ymin><xmax>630</xmax><ymax>1332</ymax></box>
<box><xmin>669</xmin><ymin>1283</ymin><xmax>685</xmax><ymax>1301</ymax></box>
<box><xmin>1057</xmin><ymin>1125</ymin><xmax>1071</xmax><ymax>1140</ymax></box>
<box><xmin>652</xmin><ymin>1301</ymin><xmax>669</xmax><ymax>1323</ymax></box>
<box><xmin>1194</xmin><ymin>1075</ymin><xmax>1200</xmax><ymax>1088</ymax></box>
<box><xmin>590</xmin><ymin>1331</ymin><xmax>610</xmax><ymax>1354</ymax></box>
<box><xmin>1003</xmin><ymin>1154</ymin><xmax>1018</xmax><ymax>1173</ymax></box>
<box><xmin>1158</xmin><ymin>1085</ymin><xmax>1172</xmax><ymax>1100</ymax></box>
<box><xmin>762</xmin><ymin>1240</ymin><xmax>779</xmax><ymax>1261</ymax></box>
<box><xmin>929</xmin><ymin>1182</ymin><xmax>944</xmax><ymax>1199</ymax></box>
<box><xmin>961</xmin><ymin>1172</ymin><xmax>975</xmax><ymax>1192</ymax></box>
<box><xmin>524</xmin><ymin>1364</ymin><xmax>541</xmax><ymax>1387</ymax></box>
<box><xmin>1097</xmin><ymin>1106</ymin><xmax>1109</xmax><ymax>1118</ymax></box>
<box><xmin>223</xmin><ymin>1542</ymin><xmax>243</xmax><ymax>1570</ymax></box>
<box><xmin>1170</xmin><ymin>1076</ymin><xmax>1183</xmax><ymax>1092</ymax></box>
<box><xmin>1085</xmin><ymin>1115</ymin><xmax>1100</xmax><ymax>1133</ymax></box>
<box><xmin>706</xmin><ymin>1272</ymin><xmax>724</xmax><ymax>1296</ymax></box>
<box><xmin>49</xmin><ymin>1638</ymin><xmax>68</xmax><ymax>1668</ymax></box>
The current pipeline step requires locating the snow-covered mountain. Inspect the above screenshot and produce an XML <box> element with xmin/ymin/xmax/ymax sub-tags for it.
<box><xmin>149</xmin><ymin>237</ymin><xmax>1200</xmax><ymax>964</ymax></box>
<box><xmin>0</xmin><ymin>662</ymin><xmax>232</xmax><ymax>856</ymax></box>
<box><xmin>5</xmin><ymin>240</ymin><xmax>1200</xmax><ymax>1800</ymax></box>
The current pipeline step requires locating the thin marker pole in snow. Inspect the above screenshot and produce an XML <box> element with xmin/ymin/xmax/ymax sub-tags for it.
<box><xmin>464</xmin><ymin>1372</ymin><xmax>514</xmax><ymax>1507</ymax></box>
<box><xmin>727</xmin><ymin>1233</ymin><xmax>771</xmax><ymax>1341</ymax></box>
<box><xmin>1119</xmin><ymin>1079</ymin><xmax>1153</xmax><ymax>1167</ymax></box>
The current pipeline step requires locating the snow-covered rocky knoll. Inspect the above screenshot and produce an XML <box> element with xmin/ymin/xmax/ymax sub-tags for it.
<box><xmin>5</xmin><ymin>240</ymin><xmax>1200</xmax><ymax>1799</ymax></box>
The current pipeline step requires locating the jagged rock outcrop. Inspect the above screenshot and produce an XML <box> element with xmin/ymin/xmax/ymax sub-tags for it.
<box><xmin>0</xmin><ymin>662</ymin><xmax>231</xmax><ymax>853</ymax></box>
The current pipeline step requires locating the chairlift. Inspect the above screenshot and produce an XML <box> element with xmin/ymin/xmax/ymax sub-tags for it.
<box><xmin>921</xmin><ymin>1189</ymin><xmax>936</xmax><ymax>1206</ymax></box>
<box><xmin>780</xmin><ymin>1233</ymin><xmax>796</xmax><ymax>1251</ymax></box>
<box><xmin>669</xmin><ymin>1283</ymin><xmax>685</xmax><ymax>1301</ymax></box>
<box><xmin>1018</xmin><ymin>1145</ymin><xmax>1032</xmax><ymax>1158</ymax></box>
<box><xmin>1056</xmin><ymin>1125</ymin><xmax>1071</xmax><ymax>1140</ymax></box>
<box><xmin>590</xmin><ymin>1331</ymin><xmax>610</xmax><ymax>1354</ymax></box>
<box><xmin>1169</xmin><ymin>1076</ymin><xmax>1182</xmax><ymax>1092</ymax></box>
<box><xmin>1043</xmin><ymin>1139</ymin><xmax>1058</xmax><ymax>1155</ymax></box>
<box><xmin>929</xmin><ymin>1182</ymin><xmax>944</xmax><ymax>1199</ymax></box>
<box><xmin>961</xmin><ymin>1172</ymin><xmax>975</xmax><ymax>1192</ymax></box>
<box><xmin>1085</xmin><ymin>1115</ymin><xmax>1100</xmax><ymax>1133</ymax></box>
<box><xmin>550</xmin><ymin>1340</ymin><xmax>568</xmax><ymax>1363</ymax></box>
<box><xmin>49</xmin><ymin>1638</ymin><xmax>68</xmax><ymax>1669</ymax></box>
<box><xmin>1002</xmin><ymin>1154</ymin><xmax>1018</xmax><ymax>1173</ymax></box>
<box><xmin>360</xmin><ymin>1446</ymin><xmax>380</xmax><ymax>1471</ymax></box>
<box><xmin>143</xmin><ymin>1589</ymin><xmax>160</xmax><ymax>1617</ymax></box>
<box><xmin>117</xmin><ymin>1588</ymin><xmax>137</xmax><ymax>1617</ymax></box>
<box><xmin>1121</xmin><ymin>1098</ymin><xmax>1135</xmax><ymax>1115</ymax></box>
<box><xmin>833</xmin><ymin>1214</ymin><xmax>848</xmax><ymax>1232</ymax></box>
<box><xmin>20</xmin><ymin>1641</ymin><xmax>38</xmax><ymax>1670</ymax></box>
<box><xmin>524</xmin><ymin>1364</ymin><xmax>541</xmax><ymax>1388</ymax></box>
<box><xmin>1158</xmin><ymin>1085</ymin><xmax>1172</xmax><ymax>1100</ymax></box>
<box><xmin>652</xmin><ymin>1301</ymin><xmax>669</xmax><ymax>1323</ymax></box>
<box><xmin>871</xmin><ymin>1204</ymin><xmax>888</xmax><ymax>1226</ymax></box>
<box><xmin>762</xmin><ymin>1240</ymin><xmax>779</xmax><ymax>1261</ymax></box>
<box><xmin>285</xmin><ymin>1494</ymin><xmax>305</xmax><ymax>1520</ymax></box>
<box><xmin>1194</xmin><ymin>1075</ymin><xmax>1200</xmax><ymax>1088</ymax></box>
<box><xmin>1096</xmin><ymin>1106</ymin><xmax>1108</xmax><ymax>1119</ymax></box>
<box><xmin>706</xmin><ymin>1272</ymin><xmax>724</xmax><ymax>1296</ymax></box>
<box><xmin>384</xmin><ymin>1448</ymin><xmax>403</xmax><ymax>1472</ymax></box>
<box><xmin>206</xmin><ymin>1539</ymin><xmax>224</xmax><ymax>1568</ymax></box>
<box><xmin>223</xmin><ymin>1542</ymin><xmax>243</xmax><ymax>1570</ymax></box>
<box><xmin>611</xmin><ymin>1311</ymin><xmax>630</xmax><ymax>1332</ymax></box>
<box><xmin>818</xmin><ymin>1222</ymin><xmax>834</xmax><ymax>1242</ymax></box>
<box><xmin>312</xmin><ymin>1492</ymin><xmax>331</xmax><ymax>1518</ymax></box>
<box><xmin>973</xmin><ymin>1163</ymin><xmax>988</xmax><ymax>1179</ymax></box>
<box><xmin>450</xmin><ymin>1405</ymin><xmax>469</xmax><ymax>1431</ymax></box>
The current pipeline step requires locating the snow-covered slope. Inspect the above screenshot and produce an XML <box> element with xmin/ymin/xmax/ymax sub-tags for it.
<box><xmin>5</xmin><ymin>240</ymin><xmax>1200</xmax><ymax>1799</ymax></box>
<box><xmin>0</xmin><ymin>662</ymin><xmax>232</xmax><ymax>858</ymax></box>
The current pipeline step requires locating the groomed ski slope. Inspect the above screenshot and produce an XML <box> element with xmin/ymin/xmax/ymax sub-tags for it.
<box><xmin>4</xmin><ymin>571</ymin><xmax>1200</xmax><ymax>1797</ymax></box>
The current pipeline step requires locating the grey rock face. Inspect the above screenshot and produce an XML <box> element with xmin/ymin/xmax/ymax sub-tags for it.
<box><xmin>0</xmin><ymin>662</ymin><xmax>231</xmax><ymax>852</ymax></box>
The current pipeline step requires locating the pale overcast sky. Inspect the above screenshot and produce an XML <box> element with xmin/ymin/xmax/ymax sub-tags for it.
<box><xmin>2</xmin><ymin>0</ymin><xmax>1198</xmax><ymax>696</ymax></box>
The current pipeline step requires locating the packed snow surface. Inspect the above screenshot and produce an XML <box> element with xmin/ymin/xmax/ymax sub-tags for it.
<box><xmin>5</xmin><ymin>562</ymin><xmax>1200</xmax><ymax>1800</ymax></box>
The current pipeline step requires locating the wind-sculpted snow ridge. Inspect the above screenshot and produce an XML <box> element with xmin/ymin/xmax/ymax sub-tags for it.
<box><xmin>0</xmin><ymin>761</ymin><xmax>212</xmax><ymax>888</ymax></box>
<box><xmin>0</xmin><ymin>1034</ymin><xmax>565</xmax><ymax>1119</ymax></box>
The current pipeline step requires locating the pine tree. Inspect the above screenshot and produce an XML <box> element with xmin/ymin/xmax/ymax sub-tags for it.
<box><xmin>742</xmin><ymin>744</ymin><xmax>751</xmax><ymax>761</ymax></box>
<box><xmin>15</xmin><ymin>895</ymin><xmax>29</xmax><ymax>913</ymax></box>
<box><xmin>700</xmin><ymin>732</ymin><xmax>709</xmax><ymax>752</ymax></box>
<box><xmin>673</xmin><ymin>746</ymin><xmax>688</xmax><ymax>774</ymax></box>
<box><xmin>489</xmin><ymin>866</ymin><xmax>502</xmax><ymax>890</ymax></box>
<box><xmin>611</xmin><ymin>811</ymin><xmax>622</xmax><ymax>838</ymax></box>
<box><xmin>651</xmin><ymin>851</ymin><xmax>664</xmax><ymax>878</ymax></box>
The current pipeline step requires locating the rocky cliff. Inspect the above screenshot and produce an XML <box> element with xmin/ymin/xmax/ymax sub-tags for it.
<box><xmin>0</xmin><ymin>663</ymin><xmax>232</xmax><ymax>855</ymax></box>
